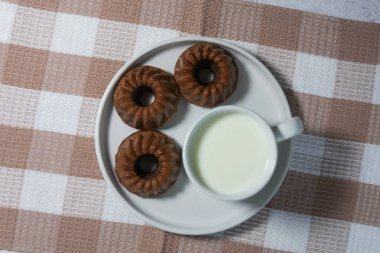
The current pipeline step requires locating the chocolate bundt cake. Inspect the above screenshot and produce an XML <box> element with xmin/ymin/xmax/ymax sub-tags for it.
<box><xmin>174</xmin><ymin>43</ymin><xmax>238</xmax><ymax>108</ymax></box>
<box><xmin>115</xmin><ymin>130</ymin><xmax>181</xmax><ymax>198</ymax></box>
<box><xmin>114</xmin><ymin>66</ymin><xmax>180</xmax><ymax>130</ymax></box>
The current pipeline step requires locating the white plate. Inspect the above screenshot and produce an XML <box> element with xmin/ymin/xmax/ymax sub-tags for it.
<box><xmin>95</xmin><ymin>37</ymin><xmax>293</xmax><ymax>235</ymax></box>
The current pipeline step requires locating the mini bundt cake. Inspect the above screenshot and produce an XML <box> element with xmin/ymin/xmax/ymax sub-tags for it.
<box><xmin>114</xmin><ymin>66</ymin><xmax>180</xmax><ymax>130</ymax></box>
<box><xmin>174</xmin><ymin>43</ymin><xmax>238</xmax><ymax>108</ymax></box>
<box><xmin>115</xmin><ymin>130</ymin><xmax>181</xmax><ymax>198</ymax></box>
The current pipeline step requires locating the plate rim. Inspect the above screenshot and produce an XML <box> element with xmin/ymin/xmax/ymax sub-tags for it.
<box><xmin>95</xmin><ymin>37</ymin><xmax>293</xmax><ymax>235</ymax></box>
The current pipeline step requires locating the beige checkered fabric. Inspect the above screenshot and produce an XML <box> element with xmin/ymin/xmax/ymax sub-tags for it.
<box><xmin>0</xmin><ymin>0</ymin><xmax>379</xmax><ymax>252</ymax></box>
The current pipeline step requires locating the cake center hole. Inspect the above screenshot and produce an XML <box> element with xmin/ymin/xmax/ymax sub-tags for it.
<box><xmin>199</xmin><ymin>69</ymin><xmax>214</xmax><ymax>83</ymax></box>
<box><xmin>194</xmin><ymin>60</ymin><xmax>216</xmax><ymax>85</ymax></box>
<box><xmin>134</xmin><ymin>86</ymin><xmax>155</xmax><ymax>106</ymax></box>
<box><xmin>135</xmin><ymin>154</ymin><xmax>158</xmax><ymax>178</ymax></box>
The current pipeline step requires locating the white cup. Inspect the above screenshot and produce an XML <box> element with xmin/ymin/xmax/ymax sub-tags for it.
<box><xmin>183</xmin><ymin>105</ymin><xmax>303</xmax><ymax>201</ymax></box>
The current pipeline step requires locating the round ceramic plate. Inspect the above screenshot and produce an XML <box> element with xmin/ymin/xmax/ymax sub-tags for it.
<box><xmin>95</xmin><ymin>37</ymin><xmax>293</xmax><ymax>235</ymax></box>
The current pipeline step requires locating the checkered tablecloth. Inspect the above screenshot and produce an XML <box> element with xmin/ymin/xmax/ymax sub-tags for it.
<box><xmin>0</xmin><ymin>0</ymin><xmax>379</xmax><ymax>252</ymax></box>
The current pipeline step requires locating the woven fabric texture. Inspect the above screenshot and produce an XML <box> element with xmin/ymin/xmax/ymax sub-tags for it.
<box><xmin>0</xmin><ymin>0</ymin><xmax>379</xmax><ymax>252</ymax></box>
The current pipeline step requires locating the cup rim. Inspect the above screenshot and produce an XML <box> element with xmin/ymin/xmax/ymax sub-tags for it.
<box><xmin>182</xmin><ymin>105</ymin><xmax>278</xmax><ymax>201</ymax></box>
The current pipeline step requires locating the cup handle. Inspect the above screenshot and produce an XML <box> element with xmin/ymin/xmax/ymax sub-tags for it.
<box><xmin>271</xmin><ymin>117</ymin><xmax>303</xmax><ymax>142</ymax></box>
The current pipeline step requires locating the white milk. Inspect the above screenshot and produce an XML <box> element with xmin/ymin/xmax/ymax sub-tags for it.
<box><xmin>190</xmin><ymin>112</ymin><xmax>271</xmax><ymax>195</ymax></box>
